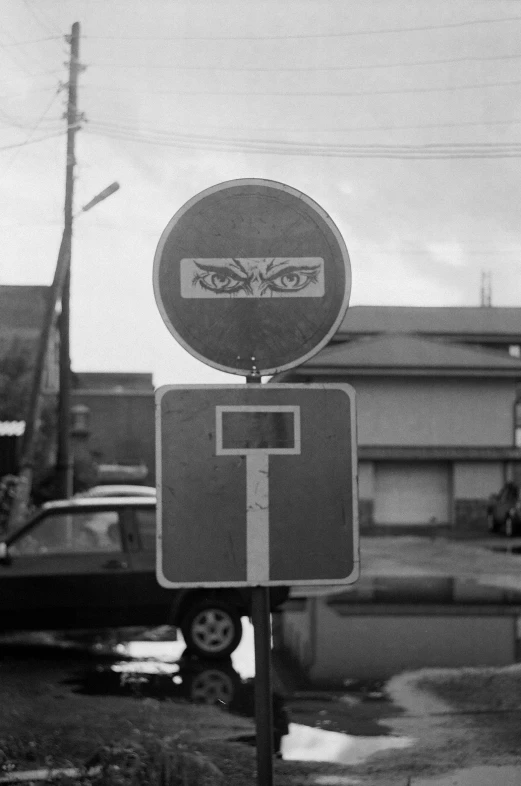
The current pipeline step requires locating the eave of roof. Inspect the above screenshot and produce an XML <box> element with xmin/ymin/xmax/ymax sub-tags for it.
<box><xmin>273</xmin><ymin>334</ymin><xmax>521</xmax><ymax>379</ymax></box>
<box><xmin>335</xmin><ymin>305</ymin><xmax>521</xmax><ymax>340</ymax></box>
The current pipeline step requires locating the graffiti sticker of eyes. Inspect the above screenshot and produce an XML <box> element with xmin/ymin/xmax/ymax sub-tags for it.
<box><xmin>181</xmin><ymin>258</ymin><xmax>325</xmax><ymax>298</ymax></box>
<box><xmin>263</xmin><ymin>264</ymin><xmax>321</xmax><ymax>294</ymax></box>
<box><xmin>192</xmin><ymin>262</ymin><xmax>249</xmax><ymax>295</ymax></box>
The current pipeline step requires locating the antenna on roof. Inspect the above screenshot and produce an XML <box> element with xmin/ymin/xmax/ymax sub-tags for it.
<box><xmin>480</xmin><ymin>270</ymin><xmax>492</xmax><ymax>307</ymax></box>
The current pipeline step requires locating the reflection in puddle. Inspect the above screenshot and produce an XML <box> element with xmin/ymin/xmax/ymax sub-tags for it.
<box><xmin>413</xmin><ymin>765</ymin><xmax>521</xmax><ymax>785</ymax></box>
<box><xmin>114</xmin><ymin>617</ymin><xmax>255</xmax><ymax>680</ymax></box>
<box><xmin>281</xmin><ymin>722</ymin><xmax>413</xmax><ymax>765</ymax></box>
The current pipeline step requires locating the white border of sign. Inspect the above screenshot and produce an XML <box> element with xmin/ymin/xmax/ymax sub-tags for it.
<box><xmin>155</xmin><ymin>383</ymin><xmax>359</xmax><ymax>588</ymax></box>
<box><xmin>152</xmin><ymin>179</ymin><xmax>352</xmax><ymax>376</ymax></box>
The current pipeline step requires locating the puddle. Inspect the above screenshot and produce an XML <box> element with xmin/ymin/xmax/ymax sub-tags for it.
<box><xmin>113</xmin><ymin>617</ymin><xmax>256</xmax><ymax>679</ymax></box>
<box><xmin>281</xmin><ymin>722</ymin><xmax>413</xmax><ymax>765</ymax></box>
<box><xmin>411</xmin><ymin>765</ymin><xmax>521</xmax><ymax>785</ymax></box>
<box><xmin>489</xmin><ymin>545</ymin><xmax>521</xmax><ymax>555</ymax></box>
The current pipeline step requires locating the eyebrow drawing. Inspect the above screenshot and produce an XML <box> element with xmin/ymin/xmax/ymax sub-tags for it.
<box><xmin>180</xmin><ymin>258</ymin><xmax>325</xmax><ymax>299</ymax></box>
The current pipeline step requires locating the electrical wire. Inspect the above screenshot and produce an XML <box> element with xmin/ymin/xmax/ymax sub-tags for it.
<box><xmin>81</xmin><ymin>77</ymin><xmax>521</xmax><ymax>98</ymax></box>
<box><xmin>84</xmin><ymin>124</ymin><xmax>521</xmax><ymax>158</ymax></box>
<box><xmin>20</xmin><ymin>0</ymin><xmax>63</xmax><ymax>38</ymax></box>
<box><xmin>84</xmin><ymin>14</ymin><xmax>521</xmax><ymax>41</ymax></box>
<box><xmin>0</xmin><ymin>35</ymin><xmax>62</xmax><ymax>45</ymax></box>
<box><xmin>0</xmin><ymin>85</ymin><xmax>63</xmax><ymax>98</ymax></box>
<box><xmin>0</xmin><ymin>89</ymin><xmax>62</xmax><ymax>177</ymax></box>
<box><xmin>88</xmin><ymin>118</ymin><xmax>521</xmax><ymax>151</ymax></box>
<box><xmin>87</xmin><ymin>51</ymin><xmax>521</xmax><ymax>73</ymax></box>
<box><xmin>90</xmin><ymin>117</ymin><xmax>521</xmax><ymax>134</ymax></box>
<box><xmin>0</xmin><ymin>130</ymin><xmax>64</xmax><ymax>151</ymax></box>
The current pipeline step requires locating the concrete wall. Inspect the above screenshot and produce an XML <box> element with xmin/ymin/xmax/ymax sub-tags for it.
<box><xmin>453</xmin><ymin>461</ymin><xmax>504</xmax><ymax>497</ymax></box>
<box><xmin>72</xmin><ymin>392</ymin><xmax>156</xmax><ymax>484</ymax></box>
<box><xmin>358</xmin><ymin>461</ymin><xmax>374</xmax><ymax>498</ymax></box>
<box><xmin>344</xmin><ymin>377</ymin><xmax>517</xmax><ymax>447</ymax></box>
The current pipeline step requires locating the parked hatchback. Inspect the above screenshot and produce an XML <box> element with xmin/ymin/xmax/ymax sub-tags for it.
<box><xmin>0</xmin><ymin>497</ymin><xmax>289</xmax><ymax>658</ymax></box>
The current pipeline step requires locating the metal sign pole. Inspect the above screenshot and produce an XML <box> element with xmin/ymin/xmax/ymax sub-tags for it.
<box><xmin>252</xmin><ymin>585</ymin><xmax>274</xmax><ymax>786</ymax></box>
<box><xmin>246</xmin><ymin>373</ymin><xmax>274</xmax><ymax>786</ymax></box>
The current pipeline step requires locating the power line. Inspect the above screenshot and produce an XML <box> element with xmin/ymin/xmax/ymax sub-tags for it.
<box><xmin>2</xmin><ymin>25</ymin><xmax>57</xmax><ymax>75</ymax></box>
<box><xmin>85</xmin><ymin>125</ymin><xmax>521</xmax><ymax>158</ymax></box>
<box><xmin>0</xmin><ymin>35</ymin><xmax>62</xmax><ymax>45</ymax></box>
<box><xmin>89</xmin><ymin>116</ymin><xmax>521</xmax><ymax>133</ymax></box>
<box><xmin>91</xmin><ymin>115</ymin><xmax>521</xmax><ymax>136</ymax></box>
<box><xmin>0</xmin><ymin>130</ymin><xmax>64</xmax><ymax>151</ymax></box>
<box><xmin>0</xmin><ymin>33</ymin><xmax>38</xmax><ymax>77</ymax></box>
<box><xmin>0</xmin><ymin>88</ymin><xmax>61</xmax><ymax>180</ymax></box>
<box><xmin>0</xmin><ymin>85</ymin><xmax>63</xmax><ymax>98</ymax></box>
<box><xmin>20</xmin><ymin>0</ymin><xmax>63</xmax><ymax>38</ymax></box>
<box><xmin>84</xmin><ymin>14</ymin><xmax>521</xmax><ymax>41</ymax></box>
<box><xmin>81</xmin><ymin>76</ymin><xmax>521</xmax><ymax>98</ymax></box>
<box><xmin>89</xmin><ymin>118</ymin><xmax>521</xmax><ymax>150</ymax></box>
<box><xmin>87</xmin><ymin>51</ymin><xmax>521</xmax><ymax>73</ymax></box>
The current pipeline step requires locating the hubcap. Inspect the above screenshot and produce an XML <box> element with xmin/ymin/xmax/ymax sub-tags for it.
<box><xmin>191</xmin><ymin>609</ymin><xmax>235</xmax><ymax>653</ymax></box>
<box><xmin>190</xmin><ymin>670</ymin><xmax>234</xmax><ymax>704</ymax></box>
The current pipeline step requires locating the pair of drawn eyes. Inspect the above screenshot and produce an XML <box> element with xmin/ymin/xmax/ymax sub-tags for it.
<box><xmin>194</xmin><ymin>267</ymin><xmax>318</xmax><ymax>294</ymax></box>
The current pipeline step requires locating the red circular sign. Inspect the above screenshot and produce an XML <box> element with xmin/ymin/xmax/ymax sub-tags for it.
<box><xmin>153</xmin><ymin>179</ymin><xmax>351</xmax><ymax>376</ymax></box>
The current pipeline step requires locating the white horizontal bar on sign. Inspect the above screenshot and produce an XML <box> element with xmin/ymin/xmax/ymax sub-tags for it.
<box><xmin>180</xmin><ymin>257</ymin><xmax>325</xmax><ymax>298</ymax></box>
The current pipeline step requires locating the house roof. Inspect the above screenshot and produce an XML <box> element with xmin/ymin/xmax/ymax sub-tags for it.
<box><xmin>0</xmin><ymin>286</ymin><xmax>48</xmax><ymax>331</ymax></box>
<box><xmin>277</xmin><ymin>334</ymin><xmax>521</xmax><ymax>378</ymax></box>
<box><xmin>73</xmin><ymin>372</ymin><xmax>154</xmax><ymax>392</ymax></box>
<box><xmin>335</xmin><ymin>306</ymin><xmax>521</xmax><ymax>341</ymax></box>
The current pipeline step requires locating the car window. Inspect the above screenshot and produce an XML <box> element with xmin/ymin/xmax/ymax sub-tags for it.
<box><xmin>134</xmin><ymin>509</ymin><xmax>156</xmax><ymax>551</ymax></box>
<box><xmin>10</xmin><ymin>510</ymin><xmax>123</xmax><ymax>555</ymax></box>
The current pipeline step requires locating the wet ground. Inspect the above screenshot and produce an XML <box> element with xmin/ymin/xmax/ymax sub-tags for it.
<box><xmin>1</xmin><ymin>602</ymin><xmax>520</xmax><ymax>780</ymax></box>
<box><xmin>2</xmin><ymin>534</ymin><xmax>521</xmax><ymax>782</ymax></box>
<box><xmin>0</xmin><ymin>621</ymin><xmax>413</xmax><ymax>768</ymax></box>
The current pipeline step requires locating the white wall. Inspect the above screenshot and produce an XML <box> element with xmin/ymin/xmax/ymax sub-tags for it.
<box><xmin>348</xmin><ymin>377</ymin><xmax>517</xmax><ymax>447</ymax></box>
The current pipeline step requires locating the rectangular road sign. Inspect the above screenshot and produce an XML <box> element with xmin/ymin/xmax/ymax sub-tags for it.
<box><xmin>156</xmin><ymin>384</ymin><xmax>358</xmax><ymax>588</ymax></box>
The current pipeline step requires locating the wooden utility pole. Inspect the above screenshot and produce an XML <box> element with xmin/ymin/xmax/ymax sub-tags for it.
<box><xmin>6</xmin><ymin>22</ymin><xmax>81</xmax><ymax>530</ymax></box>
<box><xmin>56</xmin><ymin>21</ymin><xmax>81</xmax><ymax>499</ymax></box>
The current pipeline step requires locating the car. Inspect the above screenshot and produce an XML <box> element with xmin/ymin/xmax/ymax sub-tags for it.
<box><xmin>75</xmin><ymin>485</ymin><xmax>157</xmax><ymax>498</ymax></box>
<box><xmin>0</xmin><ymin>497</ymin><xmax>289</xmax><ymax>658</ymax></box>
<box><xmin>487</xmin><ymin>482</ymin><xmax>521</xmax><ymax>537</ymax></box>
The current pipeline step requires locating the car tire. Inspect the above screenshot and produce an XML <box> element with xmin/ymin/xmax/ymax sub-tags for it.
<box><xmin>186</xmin><ymin>664</ymin><xmax>239</xmax><ymax>706</ymax></box>
<box><xmin>505</xmin><ymin>516</ymin><xmax>515</xmax><ymax>538</ymax></box>
<box><xmin>180</xmin><ymin>599</ymin><xmax>243</xmax><ymax>659</ymax></box>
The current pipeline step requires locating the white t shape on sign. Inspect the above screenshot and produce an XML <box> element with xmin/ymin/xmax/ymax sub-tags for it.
<box><xmin>215</xmin><ymin>405</ymin><xmax>301</xmax><ymax>583</ymax></box>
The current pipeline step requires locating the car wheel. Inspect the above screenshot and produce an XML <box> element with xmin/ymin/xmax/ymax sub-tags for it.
<box><xmin>180</xmin><ymin>600</ymin><xmax>242</xmax><ymax>659</ymax></box>
<box><xmin>505</xmin><ymin>516</ymin><xmax>514</xmax><ymax>538</ymax></box>
<box><xmin>187</xmin><ymin>666</ymin><xmax>238</xmax><ymax>706</ymax></box>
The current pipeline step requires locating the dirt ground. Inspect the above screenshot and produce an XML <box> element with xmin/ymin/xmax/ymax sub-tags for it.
<box><xmin>1</xmin><ymin>641</ymin><xmax>521</xmax><ymax>786</ymax></box>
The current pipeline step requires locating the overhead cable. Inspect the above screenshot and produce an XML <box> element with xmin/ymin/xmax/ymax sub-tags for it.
<box><xmin>87</xmin><ymin>51</ymin><xmax>521</xmax><ymax>72</ymax></box>
<box><xmin>84</xmin><ymin>14</ymin><xmax>521</xmax><ymax>41</ymax></box>
<box><xmin>85</xmin><ymin>125</ymin><xmax>521</xmax><ymax>158</ymax></box>
<box><xmin>81</xmin><ymin>77</ymin><xmax>521</xmax><ymax>97</ymax></box>
<box><xmin>0</xmin><ymin>130</ymin><xmax>64</xmax><ymax>151</ymax></box>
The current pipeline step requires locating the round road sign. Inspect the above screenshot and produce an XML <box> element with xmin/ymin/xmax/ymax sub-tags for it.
<box><xmin>153</xmin><ymin>178</ymin><xmax>351</xmax><ymax>376</ymax></box>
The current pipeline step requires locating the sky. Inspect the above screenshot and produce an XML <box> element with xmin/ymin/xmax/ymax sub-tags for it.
<box><xmin>2</xmin><ymin>0</ymin><xmax>521</xmax><ymax>386</ymax></box>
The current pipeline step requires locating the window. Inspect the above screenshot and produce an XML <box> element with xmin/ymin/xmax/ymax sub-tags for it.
<box><xmin>134</xmin><ymin>509</ymin><xmax>156</xmax><ymax>551</ymax></box>
<box><xmin>11</xmin><ymin>511</ymin><xmax>122</xmax><ymax>555</ymax></box>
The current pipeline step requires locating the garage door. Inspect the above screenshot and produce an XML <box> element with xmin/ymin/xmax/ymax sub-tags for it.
<box><xmin>374</xmin><ymin>462</ymin><xmax>450</xmax><ymax>525</ymax></box>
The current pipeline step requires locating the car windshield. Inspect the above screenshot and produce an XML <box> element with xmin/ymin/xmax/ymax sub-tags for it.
<box><xmin>10</xmin><ymin>510</ymin><xmax>122</xmax><ymax>555</ymax></box>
